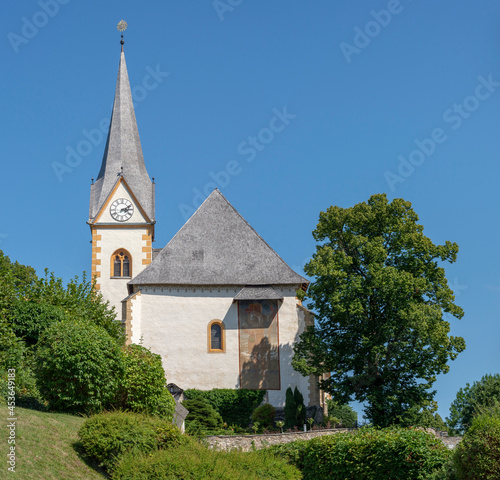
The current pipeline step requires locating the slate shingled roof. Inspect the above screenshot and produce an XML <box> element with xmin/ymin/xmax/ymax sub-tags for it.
<box><xmin>129</xmin><ymin>190</ymin><xmax>308</xmax><ymax>287</ymax></box>
<box><xmin>89</xmin><ymin>49</ymin><xmax>154</xmax><ymax>221</ymax></box>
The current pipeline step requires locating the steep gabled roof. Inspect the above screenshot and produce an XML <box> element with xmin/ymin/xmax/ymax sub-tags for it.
<box><xmin>89</xmin><ymin>47</ymin><xmax>154</xmax><ymax>221</ymax></box>
<box><xmin>129</xmin><ymin>190</ymin><xmax>308</xmax><ymax>287</ymax></box>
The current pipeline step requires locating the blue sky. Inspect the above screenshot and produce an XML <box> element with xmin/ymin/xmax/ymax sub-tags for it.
<box><xmin>2</xmin><ymin>1</ymin><xmax>499</xmax><ymax>422</ymax></box>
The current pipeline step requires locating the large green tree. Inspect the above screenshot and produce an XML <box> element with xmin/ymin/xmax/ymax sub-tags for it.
<box><xmin>0</xmin><ymin>250</ymin><xmax>123</xmax><ymax>344</ymax></box>
<box><xmin>293</xmin><ymin>194</ymin><xmax>465</xmax><ymax>427</ymax></box>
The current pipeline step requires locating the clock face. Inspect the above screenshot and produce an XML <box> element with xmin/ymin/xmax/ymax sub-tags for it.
<box><xmin>110</xmin><ymin>198</ymin><xmax>134</xmax><ymax>222</ymax></box>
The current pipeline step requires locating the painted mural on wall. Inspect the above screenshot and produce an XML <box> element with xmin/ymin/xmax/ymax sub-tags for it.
<box><xmin>238</xmin><ymin>300</ymin><xmax>280</xmax><ymax>390</ymax></box>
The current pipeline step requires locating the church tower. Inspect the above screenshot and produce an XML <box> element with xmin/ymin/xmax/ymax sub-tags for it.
<box><xmin>88</xmin><ymin>33</ymin><xmax>155</xmax><ymax>320</ymax></box>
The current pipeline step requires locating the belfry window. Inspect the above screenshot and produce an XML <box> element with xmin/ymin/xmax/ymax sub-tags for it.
<box><xmin>208</xmin><ymin>320</ymin><xmax>225</xmax><ymax>353</ymax></box>
<box><xmin>111</xmin><ymin>249</ymin><xmax>132</xmax><ymax>278</ymax></box>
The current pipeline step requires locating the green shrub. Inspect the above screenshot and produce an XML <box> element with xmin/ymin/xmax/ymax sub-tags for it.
<box><xmin>1</xmin><ymin>318</ymin><xmax>25</xmax><ymax>404</ymax></box>
<box><xmin>270</xmin><ymin>427</ymin><xmax>451</xmax><ymax>480</ymax></box>
<box><xmin>78</xmin><ymin>410</ymin><xmax>181</xmax><ymax>472</ymax></box>
<box><xmin>116</xmin><ymin>344</ymin><xmax>175</xmax><ymax>420</ymax></box>
<box><xmin>284</xmin><ymin>387</ymin><xmax>297</xmax><ymax>429</ymax></box>
<box><xmin>428</xmin><ymin>459</ymin><xmax>458</xmax><ymax>480</ymax></box>
<box><xmin>252</xmin><ymin>403</ymin><xmax>276</xmax><ymax>429</ymax></box>
<box><xmin>182</xmin><ymin>397</ymin><xmax>224</xmax><ymax>433</ymax></box>
<box><xmin>183</xmin><ymin>388</ymin><xmax>265</xmax><ymax>427</ymax></box>
<box><xmin>294</xmin><ymin>387</ymin><xmax>306</xmax><ymax>427</ymax></box>
<box><xmin>155</xmin><ymin>389</ymin><xmax>177</xmax><ymax>420</ymax></box>
<box><xmin>0</xmin><ymin>317</ymin><xmax>24</xmax><ymax>372</ymax></box>
<box><xmin>267</xmin><ymin>439</ymin><xmax>310</xmax><ymax>469</ymax></box>
<box><xmin>36</xmin><ymin>319</ymin><xmax>124</xmax><ymax>413</ymax></box>
<box><xmin>155</xmin><ymin>422</ymin><xmax>186</xmax><ymax>449</ymax></box>
<box><xmin>0</xmin><ymin>318</ymin><xmax>40</xmax><ymax>405</ymax></box>
<box><xmin>237</xmin><ymin>450</ymin><xmax>302</xmax><ymax>479</ymax></box>
<box><xmin>112</xmin><ymin>442</ymin><xmax>301</xmax><ymax>480</ymax></box>
<box><xmin>453</xmin><ymin>412</ymin><xmax>500</xmax><ymax>479</ymax></box>
<box><xmin>326</xmin><ymin>399</ymin><xmax>358</xmax><ymax>428</ymax></box>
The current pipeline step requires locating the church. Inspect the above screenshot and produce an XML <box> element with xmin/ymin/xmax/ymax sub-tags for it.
<box><xmin>88</xmin><ymin>36</ymin><xmax>324</xmax><ymax>409</ymax></box>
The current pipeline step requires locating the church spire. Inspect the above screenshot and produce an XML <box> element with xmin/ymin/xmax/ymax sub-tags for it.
<box><xmin>89</xmin><ymin>23</ymin><xmax>154</xmax><ymax>222</ymax></box>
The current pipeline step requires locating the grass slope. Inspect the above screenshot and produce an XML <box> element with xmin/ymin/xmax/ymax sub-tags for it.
<box><xmin>0</xmin><ymin>406</ymin><xmax>107</xmax><ymax>480</ymax></box>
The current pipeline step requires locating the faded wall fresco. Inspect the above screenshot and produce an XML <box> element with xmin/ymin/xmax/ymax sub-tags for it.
<box><xmin>238</xmin><ymin>300</ymin><xmax>280</xmax><ymax>390</ymax></box>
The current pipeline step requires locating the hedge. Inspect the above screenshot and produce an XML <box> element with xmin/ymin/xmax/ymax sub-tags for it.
<box><xmin>183</xmin><ymin>389</ymin><xmax>265</xmax><ymax>427</ymax></box>
<box><xmin>269</xmin><ymin>426</ymin><xmax>451</xmax><ymax>480</ymax></box>
<box><xmin>453</xmin><ymin>412</ymin><xmax>500</xmax><ymax>479</ymax></box>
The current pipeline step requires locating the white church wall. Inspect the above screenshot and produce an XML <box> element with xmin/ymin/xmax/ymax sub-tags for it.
<box><xmin>136</xmin><ymin>286</ymin><xmax>241</xmax><ymax>390</ymax></box>
<box><xmin>130</xmin><ymin>285</ymin><xmax>313</xmax><ymax>408</ymax></box>
<box><xmin>129</xmin><ymin>291</ymin><xmax>142</xmax><ymax>344</ymax></box>
<box><xmin>267</xmin><ymin>287</ymin><xmax>311</xmax><ymax>408</ymax></box>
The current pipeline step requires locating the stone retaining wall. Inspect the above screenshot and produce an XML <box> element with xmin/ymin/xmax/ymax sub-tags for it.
<box><xmin>204</xmin><ymin>428</ymin><xmax>462</xmax><ymax>452</ymax></box>
<box><xmin>204</xmin><ymin>429</ymin><xmax>349</xmax><ymax>452</ymax></box>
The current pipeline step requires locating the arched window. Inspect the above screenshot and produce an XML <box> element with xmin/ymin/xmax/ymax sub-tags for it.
<box><xmin>111</xmin><ymin>249</ymin><xmax>132</xmax><ymax>278</ymax></box>
<box><xmin>208</xmin><ymin>320</ymin><xmax>225</xmax><ymax>353</ymax></box>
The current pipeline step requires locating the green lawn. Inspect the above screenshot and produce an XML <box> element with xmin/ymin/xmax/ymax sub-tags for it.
<box><xmin>0</xmin><ymin>406</ymin><xmax>107</xmax><ymax>480</ymax></box>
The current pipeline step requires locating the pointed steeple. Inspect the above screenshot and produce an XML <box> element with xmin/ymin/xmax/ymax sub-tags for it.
<box><xmin>89</xmin><ymin>40</ymin><xmax>154</xmax><ymax>222</ymax></box>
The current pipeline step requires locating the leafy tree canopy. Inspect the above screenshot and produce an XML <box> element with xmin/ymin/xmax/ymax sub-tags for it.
<box><xmin>401</xmin><ymin>403</ymin><xmax>448</xmax><ymax>431</ymax></box>
<box><xmin>326</xmin><ymin>400</ymin><xmax>358</xmax><ymax>428</ymax></box>
<box><xmin>293</xmin><ymin>194</ymin><xmax>465</xmax><ymax>427</ymax></box>
<box><xmin>447</xmin><ymin>373</ymin><xmax>500</xmax><ymax>434</ymax></box>
<box><xmin>0</xmin><ymin>250</ymin><xmax>122</xmax><ymax>343</ymax></box>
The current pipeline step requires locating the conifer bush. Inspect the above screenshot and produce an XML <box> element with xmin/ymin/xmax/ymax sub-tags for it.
<box><xmin>182</xmin><ymin>397</ymin><xmax>224</xmax><ymax>433</ymax></box>
<box><xmin>252</xmin><ymin>403</ymin><xmax>276</xmax><ymax>429</ymax></box>
<box><xmin>294</xmin><ymin>387</ymin><xmax>306</xmax><ymax>427</ymax></box>
<box><xmin>284</xmin><ymin>387</ymin><xmax>297</xmax><ymax>429</ymax></box>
